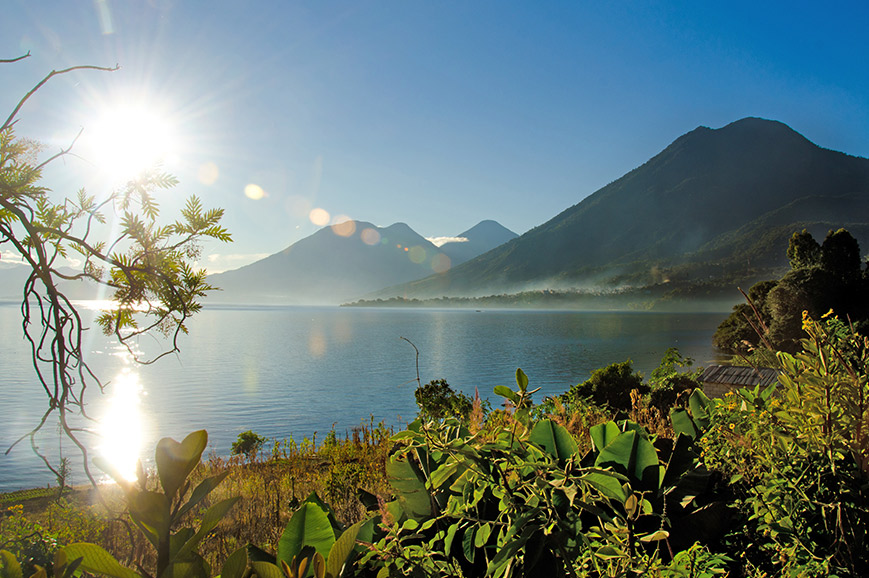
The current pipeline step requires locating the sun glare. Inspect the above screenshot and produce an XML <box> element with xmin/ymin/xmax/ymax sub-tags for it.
<box><xmin>98</xmin><ymin>368</ymin><xmax>145</xmax><ymax>482</ymax></box>
<box><xmin>84</xmin><ymin>103</ymin><xmax>178</xmax><ymax>184</ymax></box>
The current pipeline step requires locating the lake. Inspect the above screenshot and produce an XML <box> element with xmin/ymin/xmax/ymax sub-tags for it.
<box><xmin>0</xmin><ymin>302</ymin><xmax>727</xmax><ymax>490</ymax></box>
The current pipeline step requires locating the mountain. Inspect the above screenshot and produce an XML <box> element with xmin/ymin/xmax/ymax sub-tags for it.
<box><xmin>376</xmin><ymin>118</ymin><xmax>869</xmax><ymax>299</ymax></box>
<box><xmin>435</xmin><ymin>220</ymin><xmax>519</xmax><ymax>265</ymax></box>
<box><xmin>208</xmin><ymin>220</ymin><xmax>516</xmax><ymax>304</ymax></box>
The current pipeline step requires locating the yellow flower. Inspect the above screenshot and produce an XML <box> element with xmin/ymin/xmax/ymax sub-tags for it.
<box><xmin>729</xmin><ymin>423</ymin><xmax>735</xmax><ymax>430</ymax></box>
<box><xmin>822</xmin><ymin>308</ymin><xmax>835</xmax><ymax>319</ymax></box>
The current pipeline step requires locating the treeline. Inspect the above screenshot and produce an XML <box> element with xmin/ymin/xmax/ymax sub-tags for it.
<box><xmin>714</xmin><ymin>228</ymin><xmax>869</xmax><ymax>353</ymax></box>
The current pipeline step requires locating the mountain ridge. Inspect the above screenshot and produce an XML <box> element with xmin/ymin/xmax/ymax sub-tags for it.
<box><xmin>372</xmin><ymin>117</ymin><xmax>869</xmax><ymax>299</ymax></box>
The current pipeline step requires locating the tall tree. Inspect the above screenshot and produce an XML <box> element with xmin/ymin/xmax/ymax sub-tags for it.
<box><xmin>0</xmin><ymin>54</ymin><xmax>231</xmax><ymax>481</ymax></box>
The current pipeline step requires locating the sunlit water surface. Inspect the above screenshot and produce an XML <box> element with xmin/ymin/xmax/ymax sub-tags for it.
<box><xmin>0</xmin><ymin>302</ymin><xmax>727</xmax><ymax>490</ymax></box>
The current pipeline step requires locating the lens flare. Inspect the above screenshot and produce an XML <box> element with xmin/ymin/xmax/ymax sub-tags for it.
<box><xmin>309</xmin><ymin>208</ymin><xmax>330</xmax><ymax>226</ymax></box>
<box><xmin>244</xmin><ymin>184</ymin><xmax>266</xmax><ymax>200</ymax></box>
<box><xmin>432</xmin><ymin>253</ymin><xmax>451</xmax><ymax>273</ymax></box>
<box><xmin>331</xmin><ymin>218</ymin><xmax>356</xmax><ymax>237</ymax></box>
<box><xmin>361</xmin><ymin>228</ymin><xmax>381</xmax><ymax>245</ymax></box>
<box><xmin>408</xmin><ymin>246</ymin><xmax>426</xmax><ymax>264</ymax></box>
<box><xmin>198</xmin><ymin>162</ymin><xmax>219</xmax><ymax>185</ymax></box>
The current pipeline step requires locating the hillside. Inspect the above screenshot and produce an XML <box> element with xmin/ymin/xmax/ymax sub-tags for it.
<box><xmin>208</xmin><ymin>220</ymin><xmax>517</xmax><ymax>305</ymax></box>
<box><xmin>376</xmin><ymin>118</ymin><xmax>869</xmax><ymax>299</ymax></box>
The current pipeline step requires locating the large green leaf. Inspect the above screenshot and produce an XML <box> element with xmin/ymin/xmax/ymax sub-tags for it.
<box><xmin>589</xmin><ymin>421</ymin><xmax>620</xmax><ymax>453</ymax></box>
<box><xmin>172</xmin><ymin>497</ymin><xmax>240</xmax><ymax>563</ymax></box>
<box><xmin>529</xmin><ymin>419</ymin><xmax>578</xmax><ymax>461</ymax></box>
<box><xmin>219</xmin><ymin>547</ymin><xmax>248</xmax><ymax>578</ymax></box>
<box><xmin>386</xmin><ymin>453</ymin><xmax>431</xmax><ymax>519</ymax></box>
<box><xmin>669</xmin><ymin>408</ymin><xmax>699</xmax><ymax>440</ymax></box>
<box><xmin>0</xmin><ymin>550</ymin><xmax>23</xmax><ymax>578</ymax></box>
<box><xmin>325</xmin><ymin>519</ymin><xmax>366</xmax><ymax>578</ymax></box>
<box><xmin>580</xmin><ymin>471</ymin><xmax>627</xmax><ymax>503</ymax></box>
<box><xmin>688</xmin><ymin>389</ymin><xmax>712</xmax><ymax>430</ymax></box>
<box><xmin>127</xmin><ymin>491</ymin><xmax>171</xmax><ymax>546</ymax></box>
<box><xmin>60</xmin><ymin>544</ymin><xmax>141</xmax><ymax>578</ymax></box>
<box><xmin>493</xmin><ymin>385</ymin><xmax>519</xmax><ymax>404</ymax></box>
<box><xmin>156</xmin><ymin>430</ymin><xmax>208</xmax><ymax>500</ymax></box>
<box><xmin>177</xmin><ymin>471</ymin><xmax>229</xmax><ymax>520</ymax></box>
<box><xmin>595</xmin><ymin>430</ymin><xmax>663</xmax><ymax>491</ymax></box>
<box><xmin>250</xmin><ymin>562</ymin><xmax>283</xmax><ymax>578</ymax></box>
<box><xmin>277</xmin><ymin>501</ymin><xmax>336</xmax><ymax>565</ymax></box>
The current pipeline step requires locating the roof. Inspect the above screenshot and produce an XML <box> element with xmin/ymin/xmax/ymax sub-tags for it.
<box><xmin>700</xmin><ymin>365</ymin><xmax>780</xmax><ymax>388</ymax></box>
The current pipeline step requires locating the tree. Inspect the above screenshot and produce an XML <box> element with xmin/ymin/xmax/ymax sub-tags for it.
<box><xmin>714</xmin><ymin>228</ymin><xmax>869</xmax><ymax>355</ymax></box>
<box><xmin>786</xmin><ymin>228</ymin><xmax>820</xmax><ymax>269</ymax></box>
<box><xmin>1</xmin><ymin>54</ymin><xmax>231</xmax><ymax>482</ymax></box>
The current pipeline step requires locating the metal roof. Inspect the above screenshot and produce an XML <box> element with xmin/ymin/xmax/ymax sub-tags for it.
<box><xmin>700</xmin><ymin>365</ymin><xmax>780</xmax><ymax>388</ymax></box>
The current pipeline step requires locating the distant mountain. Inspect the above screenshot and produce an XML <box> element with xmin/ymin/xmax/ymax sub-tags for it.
<box><xmin>436</xmin><ymin>220</ymin><xmax>519</xmax><ymax>265</ymax></box>
<box><xmin>0</xmin><ymin>265</ymin><xmax>101</xmax><ymax>301</ymax></box>
<box><xmin>376</xmin><ymin>118</ymin><xmax>869</xmax><ymax>299</ymax></box>
<box><xmin>208</xmin><ymin>220</ymin><xmax>515</xmax><ymax>305</ymax></box>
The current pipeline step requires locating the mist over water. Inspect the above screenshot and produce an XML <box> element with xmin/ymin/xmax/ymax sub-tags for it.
<box><xmin>0</xmin><ymin>303</ymin><xmax>724</xmax><ymax>491</ymax></box>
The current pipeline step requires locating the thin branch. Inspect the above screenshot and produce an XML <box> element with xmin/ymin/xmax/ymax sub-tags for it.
<box><xmin>0</xmin><ymin>52</ymin><xmax>30</xmax><ymax>64</ymax></box>
<box><xmin>2</xmin><ymin>63</ymin><xmax>119</xmax><ymax>132</ymax></box>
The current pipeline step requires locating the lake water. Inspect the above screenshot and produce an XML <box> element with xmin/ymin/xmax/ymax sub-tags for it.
<box><xmin>0</xmin><ymin>302</ymin><xmax>727</xmax><ymax>490</ymax></box>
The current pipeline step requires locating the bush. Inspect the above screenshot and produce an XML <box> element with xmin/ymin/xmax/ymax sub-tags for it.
<box><xmin>231</xmin><ymin>430</ymin><xmax>268</xmax><ymax>459</ymax></box>
<box><xmin>414</xmin><ymin>378</ymin><xmax>473</xmax><ymax>421</ymax></box>
<box><xmin>559</xmin><ymin>360</ymin><xmax>647</xmax><ymax>414</ymax></box>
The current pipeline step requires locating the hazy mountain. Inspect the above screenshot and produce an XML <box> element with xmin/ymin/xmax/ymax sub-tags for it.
<box><xmin>206</xmin><ymin>221</ymin><xmax>437</xmax><ymax>304</ymax></box>
<box><xmin>376</xmin><ymin>118</ymin><xmax>869</xmax><ymax>299</ymax></box>
<box><xmin>435</xmin><ymin>220</ymin><xmax>519</xmax><ymax>265</ymax></box>
<box><xmin>0</xmin><ymin>265</ymin><xmax>101</xmax><ymax>301</ymax></box>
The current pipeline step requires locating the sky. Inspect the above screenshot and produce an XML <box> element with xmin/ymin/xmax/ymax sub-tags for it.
<box><xmin>2</xmin><ymin>1</ymin><xmax>868</xmax><ymax>273</ymax></box>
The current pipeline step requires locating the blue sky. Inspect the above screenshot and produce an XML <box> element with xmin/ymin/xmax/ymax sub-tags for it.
<box><xmin>3</xmin><ymin>1</ymin><xmax>868</xmax><ymax>272</ymax></box>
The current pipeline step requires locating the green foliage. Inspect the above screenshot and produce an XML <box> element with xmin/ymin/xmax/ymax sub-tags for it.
<box><xmin>700</xmin><ymin>314</ymin><xmax>869</xmax><ymax>576</ymax></box>
<box><xmin>647</xmin><ymin>348</ymin><xmax>702</xmax><ymax>413</ymax></box>
<box><xmin>558</xmin><ymin>360</ymin><xmax>648</xmax><ymax>414</ymax></box>
<box><xmin>232</xmin><ymin>431</ymin><xmax>268</xmax><ymax>460</ymax></box>
<box><xmin>351</xmin><ymin>374</ymin><xmax>730</xmax><ymax>577</ymax></box>
<box><xmin>64</xmin><ymin>430</ymin><xmax>238</xmax><ymax>578</ymax></box>
<box><xmin>414</xmin><ymin>379</ymin><xmax>473</xmax><ymax>422</ymax></box>
<box><xmin>714</xmin><ymin>228</ymin><xmax>869</xmax><ymax>354</ymax></box>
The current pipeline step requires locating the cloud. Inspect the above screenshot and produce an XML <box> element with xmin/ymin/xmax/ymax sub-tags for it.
<box><xmin>205</xmin><ymin>253</ymin><xmax>270</xmax><ymax>274</ymax></box>
<box><xmin>426</xmin><ymin>236</ymin><xmax>468</xmax><ymax>247</ymax></box>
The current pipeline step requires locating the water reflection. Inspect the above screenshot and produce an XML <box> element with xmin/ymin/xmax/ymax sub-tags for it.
<box><xmin>97</xmin><ymin>365</ymin><xmax>146</xmax><ymax>482</ymax></box>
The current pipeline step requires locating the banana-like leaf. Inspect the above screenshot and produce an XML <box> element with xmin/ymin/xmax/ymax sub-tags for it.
<box><xmin>529</xmin><ymin>419</ymin><xmax>578</xmax><ymax>461</ymax></box>
<box><xmin>277</xmin><ymin>501</ymin><xmax>336</xmax><ymax>565</ymax></box>
<box><xmin>589</xmin><ymin>422</ymin><xmax>620</xmax><ymax>453</ymax></box>
<box><xmin>325</xmin><ymin>519</ymin><xmax>366</xmax><ymax>578</ymax></box>
<box><xmin>595</xmin><ymin>430</ymin><xmax>663</xmax><ymax>492</ymax></box>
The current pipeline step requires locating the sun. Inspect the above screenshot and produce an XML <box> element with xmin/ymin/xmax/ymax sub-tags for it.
<box><xmin>84</xmin><ymin>102</ymin><xmax>178</xmax><ymax>184</ymax></box>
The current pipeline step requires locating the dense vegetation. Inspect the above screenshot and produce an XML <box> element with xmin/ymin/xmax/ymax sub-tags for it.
<box><xmin>3</xmin><ymin>312</ymin><xmax>868</xmax><ymax>576</ymax></box>
<box><xmin>714</xmin><ymin>228</ymin><xmax>869</xmax><ymax>354</ymax></box>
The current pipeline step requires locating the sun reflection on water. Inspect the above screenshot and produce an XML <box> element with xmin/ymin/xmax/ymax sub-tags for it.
<box><xmin>98</xmin><ymin>366</ymin><xmax>146</xmax><ymax>482</ymax></box>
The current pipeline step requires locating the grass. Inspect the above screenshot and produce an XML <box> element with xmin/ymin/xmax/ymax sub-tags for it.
<box><xmin>0</xmin><ymin>418</ymin><xmax>394</xmax><ymax>575</ymax></box>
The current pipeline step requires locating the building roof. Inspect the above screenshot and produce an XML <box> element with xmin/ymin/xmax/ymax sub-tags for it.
<box><xmin>700</xmin><ymin>365</ymin><xmax>780</xmax><ymax>388</ymax></box>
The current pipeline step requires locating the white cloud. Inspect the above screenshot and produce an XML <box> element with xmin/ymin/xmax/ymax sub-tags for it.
<box><xmin>426</xmin><ymin>236</ymin><xmax>468</xmax><ymax>247</ymax></box>
<box><xmin>204</xmin><ymin>253</ymin><xmax>270</xmax><ymax>274</ymax></box>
